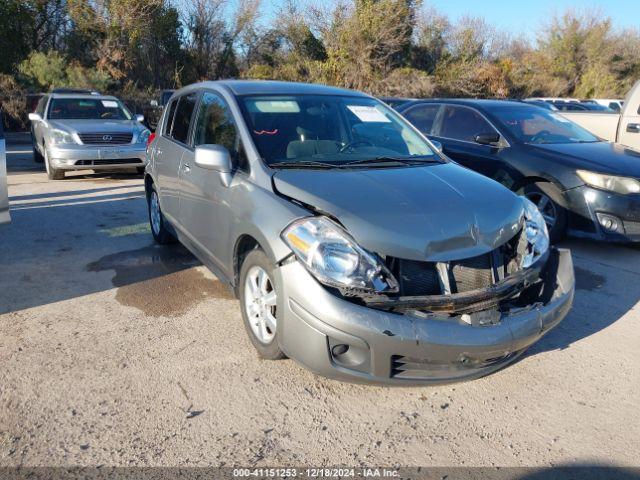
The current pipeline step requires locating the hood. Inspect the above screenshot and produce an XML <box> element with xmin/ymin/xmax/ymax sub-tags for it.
<box><xmin>530</xmin><ymin>142</ymin><xmax>640</xmax><ymax>177</ymax></box>
<box><xmin>273</xmin><ymin>163</ymin><xmax>525</xmax><ymax>262</ymax></box>
<box><xmin>47</xmin><ymin>119</ymin><xmax>143</xmax><ymax>134</ymax></box>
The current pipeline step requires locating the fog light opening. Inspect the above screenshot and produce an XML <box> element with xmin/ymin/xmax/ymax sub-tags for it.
<box><xmin>596</xmin><ymin>213</ymin><xmax>622</xmax><ymax>233</ymax></box>
<box><xmin>331</xmin><ymin>344</ymin><xmax>349</xmax><ymax>356</ymax></box>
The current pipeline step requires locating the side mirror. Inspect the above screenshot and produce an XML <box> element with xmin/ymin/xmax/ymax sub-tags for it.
<box><xmin>474</xmin><ymin>132</ymin><xmax>501</xmax><ymax>146</ymax></box>
<box><xmin>135</xmin><ymin>114</ymin><xmax>145</xmax><ymax>123</ymax></box>
<box><xmin>430</xmin><ymin>140</ymin><xmax>443</xmax><ymax>152</ymax></box>
<box><xmin>195</xmin><ymin>144</ymin><xmax>232</xmax><ymax>173</ymax></box>
<box><xmin>28</xmin><ymin>113</ymin><xmax>42</xmax><ymax>122</ymax></box>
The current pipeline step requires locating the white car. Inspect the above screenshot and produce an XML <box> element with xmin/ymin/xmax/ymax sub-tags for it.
<box><xmin>591</xmin><ymin>98</ymin><xmax>624</xmax><ymax>112</ymax></box>
<box><xmin>559</xmin><ymin>80</ymin><xmax>640</xmax><ymax>152</ymax></box>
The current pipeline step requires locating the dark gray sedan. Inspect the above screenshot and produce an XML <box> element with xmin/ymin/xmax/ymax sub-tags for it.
<box><xmin>144</xmin><ymin>81</ymin><xmax>574</xmax><ymax>384</ymax></box>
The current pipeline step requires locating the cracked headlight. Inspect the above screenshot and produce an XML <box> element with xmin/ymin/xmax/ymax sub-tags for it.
<box><xmin>281</xmin><ymin>216</ymin><xmax>399</xmax><ymax>293</ymax></box>
<box><xmin>521</xmin><ymin>198</ymin><xmax>550</xmax><ymax>268</ymax></box>
<box><xmin>577</xmin><ymin>170</ymin><xmax>640</xmax><ymax>195</ymax></box>
<box><xmin>50</xmin><ymin>129</ymin><xmax>76</xmax><ymax>145</ymax></box>
<box><xmin>137</xmin><ymin>129</ymin><xmax>151</xmax><ymax>144</ymax></box>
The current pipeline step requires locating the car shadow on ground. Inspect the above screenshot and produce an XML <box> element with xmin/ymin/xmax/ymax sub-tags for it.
<box><xmin>0</xmin><ymin>178</ymin><xmax>208</xmax><ymax>315</ymax></box>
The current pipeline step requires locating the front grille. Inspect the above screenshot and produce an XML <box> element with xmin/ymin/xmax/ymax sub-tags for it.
<box><xmin>389</xmin><ymin>228</ymin><xmax>526</xmax><ymax>299</ymax></box>
<box><xmin>391</xmin><ymin>353</ymin><xmax>515</xmax><ymax>379</ymax></box>
<box><xmin>78</xmin><ymin>132</ymin><xmax>133</xmax><ymax>145</ymax></box>
<box><xmin>75</xmin><ymin>158</ymin><xmax>142</xmax><ymax>166</ymax></box>
<box><xmin>397</xmin><ymin>259</ymin><xmax>440</xmax><ymax>295</ymax></box>
<box><xmin>623</xmin><ymin>220</ymin><xmax>640</xmax><ymax>235</ymax></box>
<box><xmin>448</xmin><ymin>254</ymin><xmax>494</xmax><ymax>293</ymax></box>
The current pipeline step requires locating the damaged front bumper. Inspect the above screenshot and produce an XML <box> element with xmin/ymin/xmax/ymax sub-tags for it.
<box><xmin>277</xmin><ymin>247</ymin><xmax>574</xmax><ymax>385</ymax></box>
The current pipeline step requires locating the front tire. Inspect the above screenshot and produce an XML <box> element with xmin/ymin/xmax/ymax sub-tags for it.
<box><xmin>523</xmin><ymin>183</ymin><xmax>567</xmax><ymax>242</ymax></box>
<box><xmin>147</xmin><ymin>185</ymin><xmax>175</xmax><ymax>244</ymax></box>
<box><xmin>239</xmin><ymin>249</ymin><xmax>286</xmax><ymax>360</ymax></box>
<box><xmin>33</xmin><ymin>142</ymin><xmax>44</xmax><ymax>163</ymax></box>
<box><xmin>44</xmin><ymin>149</ymin><xmax>65</xmax><ymax>180</ymax></box>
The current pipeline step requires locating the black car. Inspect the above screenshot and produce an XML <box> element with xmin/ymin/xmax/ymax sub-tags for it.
<box><xmin>379</xmin><ymin>96</ymin><xmax>417</xmax><ymax>109</ymax></box>
<box><xmin>396</xmin><ymin>99</ymin><xmax>640</xmax><ymax>243</ymax></box>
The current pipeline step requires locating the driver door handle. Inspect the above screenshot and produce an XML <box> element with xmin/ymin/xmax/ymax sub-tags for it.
<box><xmin>627</xmin><ymin>123</ymin><xmax>640</xmax><ymax>133</ymax></box>
<box><xmin>183</xmin><ymin>163</ymin><xmax>191</xmax><ymax>174</ymax></box>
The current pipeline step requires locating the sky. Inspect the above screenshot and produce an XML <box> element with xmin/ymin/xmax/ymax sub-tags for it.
<box><xmin>427</xmin><ymin>0</ymin><xmax>638</xmax><ymax>38</ymax></box>
<box><xmin>259</xmin><ymin>0</ymin><xmax>638</xmax><ymax>40</ymax></box>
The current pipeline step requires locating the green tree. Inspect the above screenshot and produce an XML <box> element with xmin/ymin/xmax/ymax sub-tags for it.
<box><xmin>0</xmin><ymin>0</ymin><xmax>34</xmax><ymax>73</ymax></box>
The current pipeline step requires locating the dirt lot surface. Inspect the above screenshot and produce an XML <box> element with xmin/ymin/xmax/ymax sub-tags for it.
<box><xmin>1</xmin><ymin>145</ymin><xmax>639</xmax><ymax>469</ymax></box>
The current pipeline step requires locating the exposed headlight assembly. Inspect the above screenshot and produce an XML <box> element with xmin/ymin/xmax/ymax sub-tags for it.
<box><xmin>137</xmin><ymin>129</ymin><xmax>151</xmax><ymax>144</ymax></box>
<box><xmin>50</xmin><ymin>129</ymin><xmax>76</xmax><ymax>145</ymax></box>
<box><xmin>521</xmin><ymin>198</ymin><xmax>550</xmax><ymax>268</ymax></box>
<box><xmin>281</xmin><ymin>216</ymin><xmax>399</xmax><ymax>293</ymax></box>
<box><xmin>577</xmin><ymin>170</ymin><xmax>640</xmax><ymax>195</ymax></box>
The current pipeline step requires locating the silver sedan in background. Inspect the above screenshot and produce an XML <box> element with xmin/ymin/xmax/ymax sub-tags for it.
<box><xmin>29</xmin><ymin>94</ymin><xmax>150</xmax><ymax>180</ymax></box>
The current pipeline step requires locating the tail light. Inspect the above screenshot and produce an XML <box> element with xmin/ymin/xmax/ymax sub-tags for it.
<box><xmin>146</xmin><ymin>132</ymin><xmax>156</xmax><ymax>147</ymax></box>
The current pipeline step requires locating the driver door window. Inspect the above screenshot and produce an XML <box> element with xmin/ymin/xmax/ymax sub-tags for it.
<box><xmin>438</xmin><ymin>106</ymin><xmax>497</xmax><ymax>143</ymax></box>
<box><xmin>193</xmin><ymin>92</ymin><xmax>247</xmax><ymax>171</ymax></box>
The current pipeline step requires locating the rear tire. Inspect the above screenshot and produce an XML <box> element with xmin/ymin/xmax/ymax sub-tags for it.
<box><xmin>523</xmin><ymin>183</ymin><xmax>567</xmax><ymax>243</ymax></box>
<box><xmin>147</xmin><ymin>184</ymin><xmax>175</xmax><ymax>244</ymax></box>
<box><xmin>44</xmin><ymin>149</ymin><xmax>65</xmax><ymax>180</ymax></box>
<box><xmin>239</xmin><ymin>249</ymin><xmax>286</xmax><ymax>360</ymax></box>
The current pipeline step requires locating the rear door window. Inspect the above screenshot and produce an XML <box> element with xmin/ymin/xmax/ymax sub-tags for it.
<box><xmin>402</xmin><ymin>104</ymin><xmax>441</xmax><ymax>134</ymax></box>
<box><xmin>169</xmin><ymin>93</ymin><xmax>198</xmax><ymax>144</ymax></box>
<box><xmin>438</xmin><ymin>105</ymin><xmax>497</xmax><ymax>142</ymax></box>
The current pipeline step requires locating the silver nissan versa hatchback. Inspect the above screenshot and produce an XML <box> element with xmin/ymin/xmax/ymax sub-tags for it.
<box><xmin>145</xmin><ymin>80</ymin><xmax>575</xmax><ymax>385</ymax></box>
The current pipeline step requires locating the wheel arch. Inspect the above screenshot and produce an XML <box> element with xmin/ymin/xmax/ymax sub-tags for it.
<box><xmin>512</xmin><ymin>176</ymin><xmax>569</xmax><ymax>209</ymax></box>
<box><xmin>233</xmin><ymin>234</ymin><xmax>263</xmax><ymax>292</ymax></box>
<box><xmin>144</xmin><ymin>173</ymin><xmax>154</xmax><ymax>198</ymax></box>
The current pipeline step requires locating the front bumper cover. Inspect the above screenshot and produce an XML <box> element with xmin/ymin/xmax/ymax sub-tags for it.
<box><xmin>277</xmin><ymin>247</ymin><xmax>574</xmax><ymax>385</ymax></box>
<box><xmin>47</xmin><ymin>143</ymin><xmax>147</xmax><ymax>170</ymax></box>
<box><xmin>565</xmin><ymin>185</ymin><xmax>640</xmax><ymax>242</ymax></box>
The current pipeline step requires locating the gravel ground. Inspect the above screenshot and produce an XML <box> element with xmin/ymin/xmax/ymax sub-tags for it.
<box><xmin>1</xmin><ymin>145</ymin><xmax>639</xmax><ymax>469</ymax></box>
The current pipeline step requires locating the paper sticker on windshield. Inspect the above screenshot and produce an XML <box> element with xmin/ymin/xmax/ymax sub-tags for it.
<box><xmin>101</xmin><ymin>100</ymin><xmax>119</xmax><ymax>108</ymax></box>
<box><xmin>347</xmin><ymin>105</ymin><xmax>391</xmax><ymax>123</ymax></box>
<box><xmin>251</xmin><ymin>100</ymin><xmax>300</xmax><ymax>113</ymax></box>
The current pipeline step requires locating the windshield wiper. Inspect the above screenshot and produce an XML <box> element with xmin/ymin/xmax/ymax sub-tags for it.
<box><xmin>341</xmin><ymin>156</ymin><xmax>441</xmax><ymax>167</ymax></box>
<box><xmin>270</xmin><ymin>160</ymin><xmax>337</xmax><ymax>169</ymax></box>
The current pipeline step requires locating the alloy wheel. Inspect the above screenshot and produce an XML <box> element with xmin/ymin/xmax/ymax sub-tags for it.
<box><xmin>525</xmin><ymin>191</ymin><xmax>557</xmax><ymax>228</ymax></box>
<box><xmin>244</xmin><ymin>265</ymin><xmax>277</xmax><ymax>344</ymax></box>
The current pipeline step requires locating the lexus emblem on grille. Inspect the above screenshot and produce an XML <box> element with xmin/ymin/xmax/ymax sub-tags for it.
<box><xmin>102</xmin><ymin>135</ymin><xmax>113</xmax><ymax>141</ymax></box>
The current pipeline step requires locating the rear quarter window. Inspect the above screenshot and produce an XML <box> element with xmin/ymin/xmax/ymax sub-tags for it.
<box><xmin>403</xmin><ymin>104</ymin><xmax>441</xmax><ymax>134</ymax></box>
<box><xmin>163</xmin><ymin>99</ymin><xmax>178</xmax><ymax>137</ymax></box>
<box><xmin>169</xmin><ymin>93</ymin><xmax>198</xmax><ymax>144</ymax></box>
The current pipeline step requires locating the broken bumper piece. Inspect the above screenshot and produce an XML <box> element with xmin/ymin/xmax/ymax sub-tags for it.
<box><xmin>277</xmin><ymin>247</ymin><xmax>574</xmax><ymax>385</ymax></box>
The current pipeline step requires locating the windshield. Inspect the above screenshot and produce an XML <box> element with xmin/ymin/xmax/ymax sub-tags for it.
<box><xmin>238</xmin><ymin>95</ymin><xmax>439</xmax><ymax>166</ymax></box>
<box><xmin>491</xmin><ymin>107</ymin><xmax>599</xmax><ymax>144</ymax></box>
<box><xmin>48</xmin><ymin>98</ymin><xmax>132</xmax><ymax>120</ymax></box>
